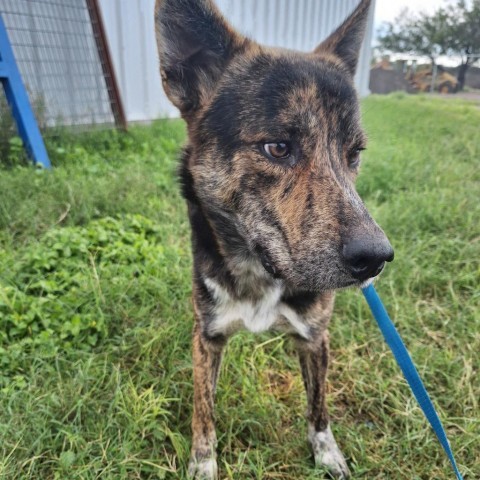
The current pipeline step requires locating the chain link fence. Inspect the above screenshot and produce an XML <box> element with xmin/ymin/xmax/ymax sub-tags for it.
<box><xmin>0</xmin><ymin>0</ymin><xmax>125</xmax><ymax>163</ymax></box>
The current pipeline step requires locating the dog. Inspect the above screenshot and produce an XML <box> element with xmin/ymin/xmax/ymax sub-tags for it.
<box><xmin>155</xmin><ymin>0</ymin><xmax>393</xmax><ymax>478</ymax></box>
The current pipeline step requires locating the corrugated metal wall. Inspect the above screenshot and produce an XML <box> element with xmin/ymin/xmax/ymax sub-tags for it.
<box><xmin>99</xmin><ymin>0</ymin><xmax>375</xmax><ymax>122</ymax></box>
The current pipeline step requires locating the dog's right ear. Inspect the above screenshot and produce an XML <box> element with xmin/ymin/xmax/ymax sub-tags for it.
<box><xmin>155</xmin><ymin>0</ymin><xmax>248</xmax><ymax>116</ymax></box>
<box><xmin>314</xmin><ymin>0</ymin><xmax>372</xmax><ymax>77</ymax></box>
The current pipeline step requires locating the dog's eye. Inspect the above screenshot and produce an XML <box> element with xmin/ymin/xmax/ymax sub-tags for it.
<box><xmin>348</xmin><ymin>148</ymin><xmax>365</xmax><ymax>169</ymax></box>
<box><xmin>263</xmin><ymin>142</ymin><xmax>291</xmax><ymax>160</ymax></box>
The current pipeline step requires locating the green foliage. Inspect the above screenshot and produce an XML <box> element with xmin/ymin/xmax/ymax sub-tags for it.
<box><xmin>0</xmin><ymin>95</ymin><xmax>27</xmax><ymax>167</ymax></box>
<box><xmin>0</xmin><ymin>98</ymin><xmax>478</xmax><ymax>479</ymax></box>
<box><xmin>0</xmin><ymin>215</ymin><xmax>167</xmax><ymax>385</ymax></box>
<box><xmin>446</xmin><ymin>0</ymin><xmax>480</xmax><ymax>60</ymax></box>
<box><xmin>378</xmin><ymin>7</ymin><xmax>451</xmax><ymax>62</ymax></box>
<box><xmin>0</xmin><ymin>92</ymin><xmax>48</xmax><ymax>167</ymax></box>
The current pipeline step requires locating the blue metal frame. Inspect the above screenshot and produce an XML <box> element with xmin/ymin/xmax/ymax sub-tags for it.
<box><xmin>0</xmin><ymin>14</ymin><xmax>51</xmax><ymax>168</ymax></box>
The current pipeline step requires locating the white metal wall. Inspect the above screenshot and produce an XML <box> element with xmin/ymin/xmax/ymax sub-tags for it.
<box><xmin>99</xmin><ymin>0</ymin><xmax>375</xmax><ymax>122</ymax></box>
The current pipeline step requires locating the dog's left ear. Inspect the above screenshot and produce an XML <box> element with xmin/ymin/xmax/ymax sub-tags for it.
<box><xmin>314</xmin><ymin>0</ymin><xmax>372</xmax><ymax>76</ymax></box>
<box><xmin>155</xmin><ymin>0</ymin><xmax>248</xmax><ymax>116</ymax></box>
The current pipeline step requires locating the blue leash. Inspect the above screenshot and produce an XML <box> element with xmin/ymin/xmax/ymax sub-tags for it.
<box><xmin>362</xmin><ymin>284</ymin><xmax>464</xmax><ymax>480</ymax></box>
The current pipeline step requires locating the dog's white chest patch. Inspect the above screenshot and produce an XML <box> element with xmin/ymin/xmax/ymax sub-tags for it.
<box><xmin>204</xmin><ymin>277</ymin><xmax>310</xmax><ymax>338</ymax></box>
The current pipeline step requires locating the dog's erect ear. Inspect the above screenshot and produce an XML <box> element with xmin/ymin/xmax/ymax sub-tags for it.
<box><xmin>155</xmin><ymin>0</ymin><xmax>247</xmax><ymax>115</ymax></box>
<box><xmin>314</xmin><ymin>0</ymin><xmax>372</xmax><ymax>76</ymax></box>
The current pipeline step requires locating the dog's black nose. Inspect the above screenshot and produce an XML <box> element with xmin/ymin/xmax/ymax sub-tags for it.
<box><xmin>343</xmin><ymin>237</ymin><xmax>394</xmax><ymax>281</ymax></box>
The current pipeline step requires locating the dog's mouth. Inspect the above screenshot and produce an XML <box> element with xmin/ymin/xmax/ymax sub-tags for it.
<box><xmin>353</xmin><ymin>268</ymin><xmax>383</xmax><ymax>289</ymax></box>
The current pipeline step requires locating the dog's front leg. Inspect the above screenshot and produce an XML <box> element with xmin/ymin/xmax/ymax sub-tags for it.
<box><xmin>296</xmin><ymin>331</ymin><xmax>350</xmax><ymax>479</ymax></box>
<box><xmin>188</xmin><ymin>319</ymin><xmax>224</xmax><ymax>480</ymax></box>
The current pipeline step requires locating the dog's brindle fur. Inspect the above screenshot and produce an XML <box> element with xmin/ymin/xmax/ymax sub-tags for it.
<box><xmin>155</xmin><ymin>1</ymin><xmax>393</xmax><ymax>478</ymax></box>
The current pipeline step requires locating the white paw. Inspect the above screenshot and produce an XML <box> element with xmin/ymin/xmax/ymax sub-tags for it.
<box><xmin>308</xmin><ymin>424</ymin><xmax>350</xmax><ymax>479</ymax></box>
<box><xmin>188</xmin><ymin>456</ymin><xmax>218</xmax><ymax>480</ymax></box>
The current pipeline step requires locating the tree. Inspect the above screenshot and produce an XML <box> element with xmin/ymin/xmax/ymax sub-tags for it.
<box><xmin>378</xmin><ymin>0</ymin><xmax>480</xmax><ymax>90</ymax></box>
<box><xmin>377</xmin><ymin>8</ymin><xmax>451</xmax><ymax>68</ymax></box>
<box><xmin>446</xmin><ymin>0</ymin><xmax>480</xmax><ymax>90</ymax></box>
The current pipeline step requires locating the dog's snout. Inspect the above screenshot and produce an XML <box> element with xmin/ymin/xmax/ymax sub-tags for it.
<box><xmin>343</xmin><ymin>236</ymin><xmax>394</xmax><ymax>281</ymax></box>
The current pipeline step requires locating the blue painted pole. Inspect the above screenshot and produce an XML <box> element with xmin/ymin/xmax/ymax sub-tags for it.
<box><xmin>0</xmin><ymin>14</ymin><xmax>51</xmax><ymax>168</ymax></box>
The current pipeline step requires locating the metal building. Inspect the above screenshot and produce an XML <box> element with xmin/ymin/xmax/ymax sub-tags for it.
<box><xmin>99</xmin><ymin>0</ymin><xmax>376</xmax><ymax>122</ymax></box>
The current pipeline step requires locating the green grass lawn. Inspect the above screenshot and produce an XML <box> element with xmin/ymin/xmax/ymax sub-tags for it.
<box><xmin>0</xmin><ymin>95</ymin><xmax>479</xmax><ymax>479</ymax></box>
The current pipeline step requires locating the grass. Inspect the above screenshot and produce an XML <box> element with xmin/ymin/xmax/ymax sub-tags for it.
<box><xmin>0</xmin><ymin>94</ymin><xmax>479</xmax><ymax>479</ymax></box>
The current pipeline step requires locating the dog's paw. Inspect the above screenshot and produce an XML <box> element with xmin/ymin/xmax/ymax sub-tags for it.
<box><xmin>188</xmin><ymin>456</ymin><xmax>218</xmax><ymax>480</ymax></box>
<box><xmin>308</xmin><ymin>424</ymin><xmax>350</xmax><ymax>479</ymax></box>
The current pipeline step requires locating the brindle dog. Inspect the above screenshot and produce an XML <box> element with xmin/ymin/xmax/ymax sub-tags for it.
<box><xmin>155</xmin><ymin>0</ymin><xmax>393</xmax><ymax>478</ymax></box>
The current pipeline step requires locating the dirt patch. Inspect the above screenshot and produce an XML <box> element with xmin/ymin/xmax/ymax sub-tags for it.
<box><xmin>430</xmin><ymin>91</ymin><xmax>480</xmax><ymax>104</ymax></box>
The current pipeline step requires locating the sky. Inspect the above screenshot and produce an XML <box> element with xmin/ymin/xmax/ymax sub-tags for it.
<box><xmin>374</xmin><ymin>0</ymin><xmax>443</xmax><ymax>26</ymax></box>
